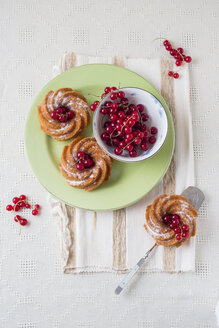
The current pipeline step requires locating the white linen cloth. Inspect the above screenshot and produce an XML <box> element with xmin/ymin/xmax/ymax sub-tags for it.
<box><xmin>50</xmin><ymin>52</ymin><xmax>195</xmax><ymax>273</ymax></box>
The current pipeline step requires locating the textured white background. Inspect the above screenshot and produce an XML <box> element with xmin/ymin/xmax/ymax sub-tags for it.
<box><xmin>0</xmin><ymin>0</ymin><xmax>219</xmax><ymax>327</ymax></box>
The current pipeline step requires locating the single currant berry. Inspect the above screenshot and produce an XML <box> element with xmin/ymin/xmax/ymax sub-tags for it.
<box><xmin>126</xmin><ymin>144</ymin><xmax>134</xmax><ymax>151</ymax></box>
<box><xmin>110</xmin><ymin>92</ymin><xmax>117</xmax><ymax>100</ymax></box>
<box><xmin>121</xmin><ymin>97</ymin><xmax>128</xmax><ymax>105</ymax></box>
<box><xmin>84</xmin><ymin>159</ymin><xmax>94</xmax><ymax>168</ymax></box>
<box><xmin>165</xmin><ymin>44</ymin><xmax>172</xmax><ymax>51</ymax></box>
<box><xmin>111</xmin><ymin>86</ymin><xmax>117</xmax><ymax>91</ymax></box>
<box><xmin>175</xmin><ymin>60</ymin><xmax>182</xmax><ymax>66</ymax></box>
<box><xmin>14</xmin><ymin>204</ymin><xmax>20</xmax><ymax>211</ymax></box>
<box><xmin>182</xmin><ymin>232</ymin><xmax>189</xmax><ymax>238</ymax></box>
<box><xmin>137</xmin><ymin>104</ymin><xmax>144</xmax><ymax>112</ymax></box>
<box><xmin>162</xmin><ymin>214</ymin><xmax>172</xmax><ymax>225</ymax></box>
<box><xmin>169</xmin><ymin>223</ymin><xmax>175</xmax><ymax>229</ymax></box>
<box><xmin>19</xmin><ymin>195</ymin><xmax>26</xmax><ymax>200</ymax></box>
<box><xmin>141</xmin><ymin>125</ymin><xmax>147</xmax><ymax>132</ymax></box>
<box><xmin>177</xmin><ymin>47</ymin><xmax>184</xmax><ymax>54</ymax></box>
<box><xmin>100</xmin><ymin>107</ymin><xmax>108</xmax><ymax>115</ymax></box>
<box><xmin>172</xmin><ymin>218</ymin><xmax>180</xmax><ymax>227</ymax></box>
<box><xmin>141</xmin><ymin>113</ymin><xmax>149</xmax><ymax>121</ymax></box>
<box><xmin>124</xmin><ymin>126</ymin><xmax>132</xmax><ymax>134</ymax></box>
<box><xmin>137</xmin><ymin>132</ymin><xmax>144</xmax><ymax>138</ymax></box>
<box><xmin>32</xmin><ymin>209</ymin><xmax>38</xmax><ymax>216</ymax></box>
<box><xmin>104</xmin><ymin>121</ymin><xmax>111</xmax><ymax>128</ymax></box>
<box><xmin>90</xmin><ymin>104</ymin><xmax>96</xmax><ymax>111</ymax></box>
<box><xmin>115</xmin><ymin>124</ymin><xmax>122</xmax><ymax>131</ymax></box>
<box><xmin>151</xmin><ymin>127</ymin><xmax>158</xmax><ymax>135</ymax></box>
<box><xmin>118</xmin><ymin>111</ymin><xmax>125</xmax><ymax>120</ymax></box>
<box><xmin>149</xmin><ymin>136</ymin><xmax>156</xmax><ymax>144</ymax></box>
<box><xmin>182</xmin><ymin>224</ymin><xmax>189</xmax><ymax>232</ymax></box>
<box><xmin>128</xmin><ymin>119</ymin><xmax>135</xmax><ymax>127</ymax></box>
<box><xmin>119</xmin><ymin>141</ymin><xmax>126</xmax><ymax>148</ymax></box>
<box><xmin>25</xmin><ymin>203</ymin><xmax>31</xmax><ymax>209</ymax></box>
<box><xmin>19</xmin><ymin>201</ymin><xmax>25</xmax><ymax>208</ymax></box>
<box><xmin>134</xmin><ymin>138</ymin><xmax>141</xmax><ymax>145</ymax></box>
<box><xmin>176</xmin><ymin>234</ymin><xmax>182</xmax><ymax>241</ymax></box>
<box><xmin>168</xmin><ymin>71</ymin><xmax>173</xmax><ymax>77</ymax></box>
<box><xmin>35</xmin><ymin>204</ymin><xmax>40</xmax><ymax>210</ymax></box>
<box><xmin>106</xmin><ymin>101</ymin><xmax>112</xmax><ymax>108</ymax></box>
<box><xmin>14</xmin><ymin>215</ymin><xmax>21</xmax><ymax>222</ymax></box>
<box><xmin>170</xmin><ymin>49</ymin><xmax>177</xmax><ymax>56</ymax></box>
<box><xmin>144</xmin><ymin>131</ymin><xmax>150</xmax><ymax>138</ymax></box>
<box><xmin>140</xmin><ymin>142</ymin><xmax>148</xmax><ymax>151</ymax></box>
<box><xmin>185</xmin><ymin>56</ymin><xmax>192</xmax><ymax>63</ymax></box>
<box><xmin>116</xmin><ymin>118</ymin><xmax>123</xmax><ymax>125</ymax></box>
<box><xmin>101</xmin><ymin>132</ymin><xmax>110</xmax><ymax>141</ymax></box>
<box><xmin>112</xmin><ymin>103</ymin><xmax>118</xmax><ymax>110</ymax></box>
<box><xmin>114</xmin><ymin>147</ymin><xmax>123</xmax><ymax>155</ymax></box>
<box><xmin>20</xmin><ymin>218</ymin><xmax>28</xmax><ymax>226</ymax></box>
<box><xmin>13</xmin><ymin>197</ymin><xmax>19</xmax><ymax>204</ymax></box>
<box><xmin>6</xmin><ymin>205</ymin><xmax>13</xmax><ymax>211</ymax></box>
<box><xmin>172</xmin><ymin>214</ymin><xmax>180</xmax><ymax>221</ymax></box>
<box><xmin>67</xmin><ymin>111</ymin><xmax>74</xmax><ymax>119</ymax></box>
<box><xmin>76</xmin><ymin>163</ymin><xmax>85</xmax><ymax>171</ymax></box>
<box><xmin>109</xmin><ymin>107</ymin><xmax>117</xmax><ymax>114</ymax></box>
<box><xmin>94</xmin><ymin>101</ymin><xmax>99</xmax><ymax>106</ymax></box>
<box><xmin>174</xmin><ymin>227</ymin><xmax>181</xmax><ymax>234</ymax></box>
<box><xmin>106</xmin><ymin>126</ymin><xmax>114</xmax><ymax>134</ymax></box>
<box><xmin>59</xmin><ymin>115</ymin><xmax>67</xmax><ymax>123</ymax></box>
<box><xmin>163</xmin><ymin>40</ymin><xmax>169</xmax><ymax>46</ymax></box>
<box><xmin>104</xmin><ymin>86</ymin><xmax>111</xmax><ymax>94</ymax></box>
<box><xmin>173</xmin><ymin>73</ymin><xmax>179</xmax><ymax>79</ymax></box>
<box><xmin>117</xmin><ymin>91</ymin><xmax>125</xmax><ymax>99</ymax></box>
<box><xmin>110</xmin><ymin>114</ymin><xmax>118</xmax><ymax>122</ymax></box>
<box><xmin>77</xmin><ymin>151</ymin><xmax>86</xmax><ymax>160</ymax></box>
<box><xmin>126</xmin><ymin>133</ymin><xmax>134</xmax><ymax>142</ymax></box>
<box><xmin>129</xmin><ymin>150</ymin><xmax>137</xmax><ymax>157</ymax></box>
<box><xmin>56</xmin><ymin>107</ymin><xmax>64</xmax><ymax>114</ymax></box>
<box><xmin>51</xmin><ymin>111</ymin><xmax>58</xmax><ymax>120</ymax></box>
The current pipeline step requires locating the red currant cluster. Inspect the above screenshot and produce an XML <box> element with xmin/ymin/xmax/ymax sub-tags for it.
<box><xmin>50</xmin><ymin>106</ymin><xmax>74</xmax><ymax>122</ymax></box>
<box><xmin>163</xmin><ymin>40</ymin><xmax>192</xmax><ymax>79</ymax></box>
<box><xmin>6</xmin><ymin>195</ymin><xmax>40</xmax><ymax>227</ymax></box>
<box><xmin>76</xmin><ymin>152</ymin><xmax>95</xmax><ymax>171</ymax></box>
<box><xmin>162</xmin><ymin>213</ymin><xmax>189</xmax><ymax>241</ymax></box>
<box><xmin>90</xmin><ymin>87</ymin><xmax>158</xmax><ymax>158</ymax></box>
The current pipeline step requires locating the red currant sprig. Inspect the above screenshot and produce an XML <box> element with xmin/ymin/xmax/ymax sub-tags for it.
<box><xmin>162</xmin><ymin>213</ymin><xmax>189</xmax><ymax>242</ymax></box>
<box><xmin>162</xmin><ymin>39</ymin><xmax>192</xmax><ymax>79</ymax></box>
<box><xmin>6</xmin><ymin>195</ymin><xmax>41</xmax><ymax>229</ymax></box>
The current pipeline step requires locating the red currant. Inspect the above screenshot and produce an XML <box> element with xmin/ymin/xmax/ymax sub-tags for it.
<box><xmin>176</xmin><ymin>234</ymin><xmax>182</xmax><ymax>241</ymax></box>
<box><xmin>90</xmin><ymin>104</ymin><xmax>96</xmax><ymax>111</ymax></box>
<box><xmin>149</xmin><ymin>136</ymin><xmax>156</xmax><ymax>144</ymax></box>
<box><xmin>20</xmin><ymin>218</ymin><xmax>28</xmax><ymax>226</ymax></box>
<box><xmin>51</xmin><ymin>111</ymin><xmax>58</xmax><ymax>120</ymax></box>
<box><xmin>6</xmin><ymin>205</ymin><xmax>13</xmax><ymax>211</ymax></box>
<box><xmin>173</xmin><ymin>73</ymin><xmax>179</xmax><ymax>79</ymax></box>
<box><xmin>114</xmin><ymin>147</ymin><xmax>123</xmax><ymax>155</ymax></box>
<box><xmin>163</xmin><ymin>40</ymin><xmax>169</xmax><ymax>46</ymax></box>
<box><xmin>76</xmin><ymin>163</ymin><xmax>85</xmax><ymax>171</ymax></box>
<box><xmin>35</xmin><ymin>204</ymin><xmax>40</xmax><ymax>210</ymax></box>
<box><xmin>182</xmin><ymin>232</ymin><xmax>189</xmax><ymax>238</ymax></box>
<box><xmin>151</xmin><ymin>127</ymin><xmax>158</xmax><ymax>135</ymax></box>
<box><xmin>77</xmin><ymin>152</ymin><xmax>86</xmax><ymax>160</ymax></box>
<box><xmin>177</xmin><ymin>47</ymin><xmax>184</xmax><ymax>54</ymax></box>
<box><xmin>104</xmin><ymin>86</ymin><xmax>111</xmax><ymax>93</ymax></box>
<box><xmin>32</xmin><ymin>209</ymin><xmax>38</xmax><ymax>216</ymax></box>
<box><xmin>13</xmin><ymin>197</ymin><xmax>19</xmax><ymax>204</ymax></box>
<box><xmin>126</xmin><ymin>144</ymin><xmax>134</xmax><ymax>151</ymax></box>
<box><xmin>129</xmin><ymin>150</ymin><xmax>137</xmax><ymax>157</ymax></box>
<box><xmin>110</xmin><ymin>92</ymin><xmax>117</xmax><ymax>100</ymax></box>
<box><xmin>182</xmin><ymin>224</ymin><xmax>189</xmax><ymax>232</ymax></box>
<box><xmin>14</xmin><ymin>215</ymin><xmax>21</xmax><ymax>222</ymax></box>
<box><xmin>168</xmin><ymin>71</ymin><xmax>173</xmax><ymax>77</ymax></box>
<box><xmin>185</xmin><ymin>56</ymin><xmax>192</xmax><ymax>63</ymax></box>
<box><xmin>140</xmin><ymin>142</ymin><xmax>148</xmax><ymax>151</ymax></box>
<box><xmin>117</xmin><ymin>91</ymin><xmax>125</xmax><ymax>99</ymax></box>
<box><xmin>25</xmin><ymin>203</ymin><xmax>31</xmax><ymax>209</ymax></box>
<box><xmin>165</xmin><ymin>44</ymin><xmax>172</xmax><ymax>51</ymax></box>
<box><xmin>175</xmin><ymin>60</ymin><xmax>182</xmax><ymax>66</ymax></box>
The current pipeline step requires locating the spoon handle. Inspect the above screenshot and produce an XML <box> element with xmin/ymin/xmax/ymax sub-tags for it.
<box><xmin>115</xmin><ymin>243</ymin><xmax>158</xmax><ymax>295</ymax></box>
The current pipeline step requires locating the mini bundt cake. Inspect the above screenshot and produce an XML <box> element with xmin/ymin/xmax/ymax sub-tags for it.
<box><xmin>59</xmin><ymin>136</ymin><xmax>113</xmax><ymax>191</ymax></box>
<box><xmin>144</xmin><ymin>194</ymin><xmax>198</xmax><ymax>247</ymax></box>
<box><xmin>37</xmin><ymin>88</ymin><xmax>91</xmax><ymax>141</ymax></box>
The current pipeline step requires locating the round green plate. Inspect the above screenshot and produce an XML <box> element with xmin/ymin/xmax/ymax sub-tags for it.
<box><xmin>25</xmin><ymin>64</ymin><xmax>174</xmax><ymax>211</ymax></box>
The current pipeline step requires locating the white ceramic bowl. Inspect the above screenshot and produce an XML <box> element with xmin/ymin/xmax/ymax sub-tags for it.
<box><xmin>93</xmin><ymin>87</ymin><xmax>168</xmax><ymax>162</ymax></box>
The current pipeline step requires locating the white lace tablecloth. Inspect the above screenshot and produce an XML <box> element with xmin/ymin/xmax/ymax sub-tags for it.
<box><xmin>1</xmin><ymin>1</ymin><xmax>219</xmax><ymax>327</ymax></box>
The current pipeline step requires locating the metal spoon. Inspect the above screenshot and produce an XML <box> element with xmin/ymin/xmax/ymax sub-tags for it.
<box><xmin>115</xmin><ymin>186</ymin><xmax>205</xmax><ymax>295</ymax></box>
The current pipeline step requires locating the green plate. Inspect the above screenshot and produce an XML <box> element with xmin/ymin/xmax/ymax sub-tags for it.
<box><xmin>25</xmin><ymin>64</ymin><xmax>174</xmax><ymax>211</ymax></box>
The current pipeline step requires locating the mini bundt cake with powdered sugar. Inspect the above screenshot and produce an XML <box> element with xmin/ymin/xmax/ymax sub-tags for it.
<box><xmin>59</xmin><ymin>136</ymin><xmax>113</xmax><ymax>191</ymax></box>
<box><xmin>37</xmin><ymin>88</ymin><xmax>91</xmax><ymax>141</ymax></box>
<box><xmin>144</xmin><ymin>194</ymin><xmax>198</xmax><ymax>247</ymax></box>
